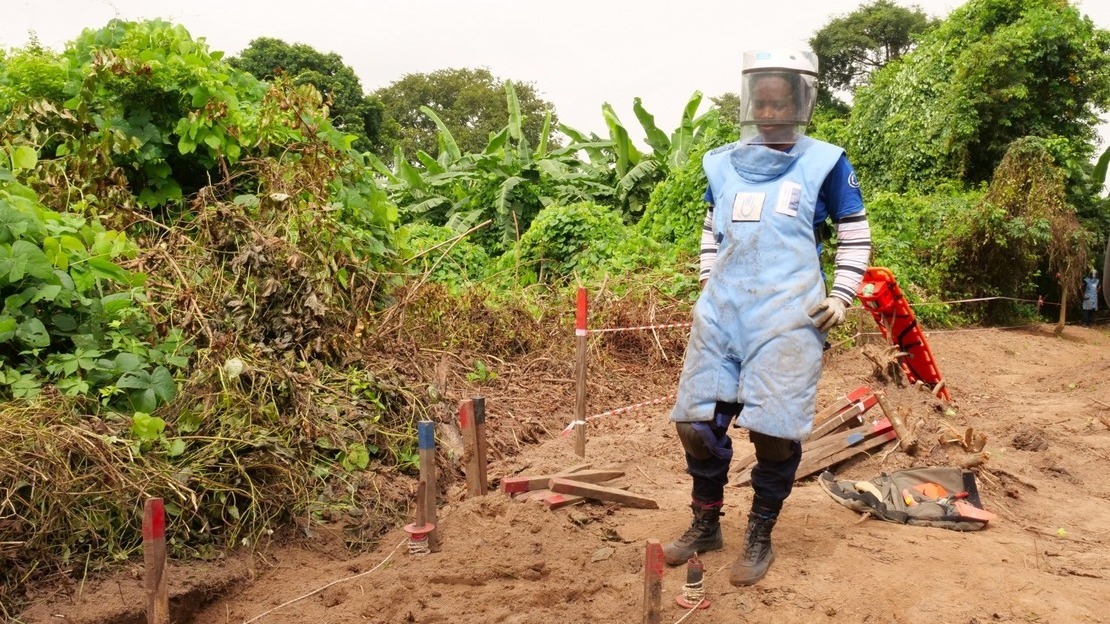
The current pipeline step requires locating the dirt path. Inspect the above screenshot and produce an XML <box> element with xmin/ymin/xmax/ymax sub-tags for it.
<box><xmin>19</xmin><ymin>325</ymin><xmax>1110</xmax><ymax>624</ymax></box>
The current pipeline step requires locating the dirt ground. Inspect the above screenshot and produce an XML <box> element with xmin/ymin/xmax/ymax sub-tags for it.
<box><xmin>18</xmin><ymin>322</ymin><xmax>1110</xmax><ymax>624</ymax></box>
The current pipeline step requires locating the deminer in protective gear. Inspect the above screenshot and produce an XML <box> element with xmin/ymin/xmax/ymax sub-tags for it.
<box><xmin>1081</xmin><ymin>269</ymin><xmax>1099</xmax><ymax>326</ymax></box>
<box><xmin>664</xmin><ymin>49</ymin><xmax>872</xmax><ymax>586</ymax></box>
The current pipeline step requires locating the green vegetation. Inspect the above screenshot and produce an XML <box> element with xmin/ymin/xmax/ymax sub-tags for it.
<box><xmin>0</xmin><ymin>0</ymin><xmax>1108</xmax><ymax>614</ymax></box>
<box><xmin>231</xmin><ymin>37</ymin><xmax>385</xmax><ymax>153</ymax></box>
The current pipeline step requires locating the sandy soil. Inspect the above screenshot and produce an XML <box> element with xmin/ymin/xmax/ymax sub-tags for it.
<box><xmin>18</xmin><ymin>323</ymin><xmax>1110</xmax><ymax>624</ymax></box>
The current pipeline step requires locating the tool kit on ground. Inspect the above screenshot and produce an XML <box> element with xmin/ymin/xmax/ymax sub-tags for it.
<box><xmin>818</xmin><ymin>466</ymin><xmax>996</xmax><ymax>531</ymax></box>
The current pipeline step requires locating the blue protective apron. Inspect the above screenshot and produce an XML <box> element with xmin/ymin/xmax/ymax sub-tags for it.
<box><xmin>1082</xmin><ymin>277</ymin><xmax>1099</xmax><ymax>310</ymax></box>
<box><xmin>669</xmin><ymin>137</ymin><xmax>843</xmax><ymax>441</ymax></box>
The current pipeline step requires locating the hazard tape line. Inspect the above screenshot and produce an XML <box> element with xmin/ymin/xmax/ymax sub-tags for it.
<box><xmin>588</xmin><ymin>322</ymin><xmax>692</xmax><ymax>334</ymax></box>
<box><xmin>561</xmin><ymin>394</ymin><xmax>676</xmax><ymax>435</ymax></box>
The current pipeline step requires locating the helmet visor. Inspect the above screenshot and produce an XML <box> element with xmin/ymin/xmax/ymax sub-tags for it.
<box><xmin>739</xmin><ymin>69</ymin><xmax>817</xmax><ymax>147</ymax></box>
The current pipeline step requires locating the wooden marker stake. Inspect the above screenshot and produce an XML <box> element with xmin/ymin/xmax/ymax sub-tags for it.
<box><xmin>143</xmin><ymin>498</ymin><xmax>169</xmax><ymax>624</ymax></box>
<box><xmin>459</xmin><ymin>399</ymin><xmax>487</xmax><ymax>497</ymax></box>
<box><xmin>574</xmin><ymin>287</ymin><xmax>588</xmax><ymax>458</ymax></box>
<box><xmin>417</xmin><ymin>420</ymin><xmax>440</xmax><ymax>551</ymax></box>
<box><xmin>472</xmin><ymin>396</ymin><xmax>489</xmax><ymax>496</ymax></box>
<box><xmin>642</xmin><ymin>539</ymin><xmax>664</xmax><ymax>624</ymax></box>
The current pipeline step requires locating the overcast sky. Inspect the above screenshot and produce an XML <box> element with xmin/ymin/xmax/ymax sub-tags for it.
<box><xmin>3</xmin><ymin>0</ymin><xmax>1110</xmax><ymax>152</ymax></box>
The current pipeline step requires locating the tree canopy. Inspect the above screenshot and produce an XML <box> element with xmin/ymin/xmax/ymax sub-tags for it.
<box><xmin>810</xmin><ymin>0</ymin><xmax>934</xmax><ymax>103</ymax></box>
<box><xmin>231</xmin><ymin>37</ymin><xmax>384</xmax><ymax>153</ymax></box>
<box><xmin>846</xmin><ymin>0</ymin><xmax>1110</xmax><ymax>192</ymax></box>
<box><xmin>372</xmin><ymin>67</ymin><xmax>557</xmax><ymax>159</ymax></box>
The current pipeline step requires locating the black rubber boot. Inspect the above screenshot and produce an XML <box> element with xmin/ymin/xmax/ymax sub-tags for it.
<box><xmin>729</xmin><ymin>511</ymin><xmax>777</xmax><ymax>586</ymax></box>
<box><xmin>663</xmin><ymin>502</ymin><xmax>723</xmax><ymax>566</ymax></box>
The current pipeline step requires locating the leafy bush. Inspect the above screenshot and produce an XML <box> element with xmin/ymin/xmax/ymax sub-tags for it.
<box><xmin>638</xmin><ymin>121</ymin><xmax>738</xmax><ymax>253</ymax></box>
<box><xmin>0</xmin><ymin>163</ymin><xmax>185</xmax><ymax>409</ymax></box>
<box><xmin>517</xmin><ymin>201</ymin><xmax>660</xmax><ymax>282</ymax></box>
<box><xmin>847</xmin><ymin>0</ymin><xmax>1110</xmax><ymax>193</ymax></box>
<box><xmin>404</xmin><ymin>222</ymin><xmax>490</xmax><ymax>290</ymax></box>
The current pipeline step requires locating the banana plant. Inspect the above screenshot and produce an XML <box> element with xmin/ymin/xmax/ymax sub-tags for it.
<box><xmin>379</xmin><ymin>82</ymin><xmax>614</xmax><ymax>249</ymax></box>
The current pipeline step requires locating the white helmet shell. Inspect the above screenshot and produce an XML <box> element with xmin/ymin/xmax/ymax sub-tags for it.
<box><xmin>738</xmin><ymin>49</ymin><xmax>820</xmax><ymax>147</ymax></box>
<box><xmin>742</xmin><ymin>49</ymin><xmax>819</xmax><ymax>76</ymax></box>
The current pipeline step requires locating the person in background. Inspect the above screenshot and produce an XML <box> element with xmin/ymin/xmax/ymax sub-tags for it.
<box><xmin>1082</xmin><ymin>269</ymin><xmax>1099</xmax><ymax>326</ymax></box>
<box><xmin>663</xmin><ymin>48</ymin><xmax>871</xmax><ymax>587</ymax></box>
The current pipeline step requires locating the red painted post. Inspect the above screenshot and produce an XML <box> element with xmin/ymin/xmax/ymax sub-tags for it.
<box><xmin>574</xmin><ymin>287</ymin><xmax>588</xmax><ymax>458</ymax></box>
<box><xmin>459</xmin><ymin>399</ymin><xmax>486</xmax><ymax>497</ymax></box>
<box><xmin>143</xmin><ymin>498</ymin><xmax>169</xmax><ymax>624</ymax></box>
<box><xmin>642</xmin><ymin>539</ymin><xmax>664</xmax><ymax>624</ymax></box>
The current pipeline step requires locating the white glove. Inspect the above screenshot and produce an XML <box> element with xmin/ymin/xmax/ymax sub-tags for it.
<box><xmin>809</xmin><ymin>297</ymin><xmax>848</xmax><ymax>333</ymax></box>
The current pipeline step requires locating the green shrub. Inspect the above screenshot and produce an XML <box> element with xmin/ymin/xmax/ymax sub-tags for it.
<box><xmin>638</xmin><ymin>122</ymin><xmax>738</xmax><ymax>253</ymax></box>
<box><xmin>517</xmin><ymin>201</ymin><xmax>660</xmax><ymax>282</ymax></box>
<box><xmin>0</xmin><ymin>164</ymin><xmax>186</xmax><ymax>409</ymax></box>
<box><xmin>404</xmin><ymin>222</ymin><xmax>490</xmax><ymax>290</ymax></box>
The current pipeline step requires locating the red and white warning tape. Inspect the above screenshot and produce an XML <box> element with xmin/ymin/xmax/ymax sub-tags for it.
<box><xmin>562</xmin><ymin>394</ymin><xmax>676</xmax><ymax>435</ymax></box>
<box><xmin>588</xmin><ymin>322</ymin><xmax>692</xmax><ymax>334</ymax></box>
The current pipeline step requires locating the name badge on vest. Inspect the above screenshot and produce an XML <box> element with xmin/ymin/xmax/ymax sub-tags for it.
<box><xmin>731</xmin><ymin>192</ymin><xmax>765</xmax><ymax>222</ymax></box>
<box><xmin>775</xmin><ymin>181</ymin><xmax>802</xmax><ymax>217</ymax></box>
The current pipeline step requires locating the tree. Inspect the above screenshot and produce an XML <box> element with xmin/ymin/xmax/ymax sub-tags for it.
<box><xmin>809</xmin><ymin>0</ymin><xmax>934</xmax><ymax>102</ymax></box>
<box><xmin>373</xmin><ymin>67</ymin><xmax>557</xmax><ymax>159</ymax></box>
<box><xmin>231</xmin><ymin>37</ymin><xmax>383</xmax><ymax>152</ymax></box>
<box><xmin>847</xmin><ymin>0</ymin><xmax>1110</xmax><ymax>192</ymax></box>
<box><xmin>710</xmin><ymin>92</ymin><xmax>742</xmax><ymax>126</ymax></box>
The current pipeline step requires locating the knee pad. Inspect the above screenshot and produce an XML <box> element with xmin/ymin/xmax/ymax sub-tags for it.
<box><xmin>749</xmin><ymin>431</ymin><xmax>799</xmax><ymax>463</ymax></box>
<box><xmin>677</xmin><ymin>422</ymin><xmax>733</xmax><ymax>461</ymax></box>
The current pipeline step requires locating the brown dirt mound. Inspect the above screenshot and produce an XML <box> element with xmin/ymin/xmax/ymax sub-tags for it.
<box><xmin>18</xmin><ymin>324</ymin><xmax>1110</xmax><ymax>624</ymax></box>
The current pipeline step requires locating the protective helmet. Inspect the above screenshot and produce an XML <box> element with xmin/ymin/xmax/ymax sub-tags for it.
<box><xmin>739</xmin><ymin>49</ymin><xmax>819</xmax><ymax>147</ymax></box>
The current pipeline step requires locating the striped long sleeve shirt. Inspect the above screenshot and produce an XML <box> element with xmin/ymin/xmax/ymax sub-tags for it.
<box><xmin>700</xmin><ymin>154</ymin><xmax>872</xmax><ymax>304</ymax></box>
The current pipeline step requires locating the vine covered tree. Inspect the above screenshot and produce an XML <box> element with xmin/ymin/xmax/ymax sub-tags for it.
<box><xmin>809</xmin><ymin>0</ymin><xmax>934</xmax><ymax>104</ymax></box>
<box><xmin>231</xmin><ymin>37</ymin><xmax>384</xmax><ymax>152</ymax></box>
<box><xmin>373</xmin><ymin>67</ymin><xmax>557</xmax><ymax>159</ymax></box>
<box><xmin>847</xmin><ymin>0</ymin><xmax>1110</xmax><ymax>192</ymax></box>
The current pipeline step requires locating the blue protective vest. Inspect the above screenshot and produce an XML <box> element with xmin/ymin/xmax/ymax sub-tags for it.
<box><xmin>1083</xmin><ymin>277</ymin><xmax>1099</xmax><ymax>310</ymax></box>
<box><xmin>669</xmin><ymin>137</ymin><xmax>844</xmax><ymax>441</ymax></box>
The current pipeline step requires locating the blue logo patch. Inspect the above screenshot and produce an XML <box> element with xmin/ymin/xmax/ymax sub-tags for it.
<box><xmin>848</xmin><ymin>172</ymin><xmax>860</xmax><ymax>188</ymax></box>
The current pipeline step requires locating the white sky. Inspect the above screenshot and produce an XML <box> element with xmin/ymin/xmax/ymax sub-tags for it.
<box><xmin>3</xmin><ymin>0</ymin><xmax>1110</xmax><ymax>153</ymax></box>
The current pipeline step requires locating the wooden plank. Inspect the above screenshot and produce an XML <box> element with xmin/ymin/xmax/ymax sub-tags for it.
<box><xmin>732</xmin><ymin>387</ymin><xmax>874</xmax><ymax>474</ymax></box>
<box><xmin>795</xmin><ymin>430</ymin><xmax>898</xmax><ymax>480</ymax></box>
<box><xmin>516</xmin><ymin>488</ymin><xmax>552</xmax><ymax>502</ymax></box>
<box><xmin>501</xmin><ymin>469</ymin><xmax>626</xmax><ymax>494</ymax></box>
<box><xmin>802</xmin><ymin>412</ymin><xmax>885</xmax><ymax>459</ymax></box>
<box><xmin>143</xmin><ymin>498</ymin><xmax>169</xmax><ymax>624</ymax></box>
<box><xmin>808</xmin><ymin>393</ymin><xmax>878</xmax><ymax>441</ymax></box>
<box><xmin>417</xmin><ymin>420</ymin><xmax>440</xmax><ymax>551</ymax></box>
<box><xmin>550</xmin><ymin>478</ymin><xmax>658</xmax><ymax>509</ymax></box>
<box><xmin>642</xmin><ymin>540</ymin><xmax>664</xmax><ymax>624</ymax></box>
<box><xmin>542</xmin><ymin>493</ymin><xmax>585</xmax><ymax>510</ymax></box>
<box><xmin>813</xmin><ymin>385</ymin><xmax>873</xmax><ymax>428</ymax></box>
<box><xmin>735</xmin><ymin>418</ymin><xmax>893</xmax><ymax>486</ymax></box>
<box><xmin>801</xmin><ymin>418</ymin><xmax>891</xmax><ymax>470</ymax></box>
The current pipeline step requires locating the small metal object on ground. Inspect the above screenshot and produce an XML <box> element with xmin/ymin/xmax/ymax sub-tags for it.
<box><xmin>404</xmin><ymin>480</ymin><xmax>436</xmax><ymax>556</ymax></box>
<box><xmin>675</xmin><ymin>553</ymin><xmax>710</xmax><ymax>610</ymax></box>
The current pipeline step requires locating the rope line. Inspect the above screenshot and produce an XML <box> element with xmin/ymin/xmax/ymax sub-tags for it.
<box><xmin>908</xmin><ymin>295</ymin><xmax>1060</xmax><ymax>307</ymax></box>
<box><xmin>561</xmin><ymin>394</ymin><xmax>676</xmax><ymax>435</ymax></box>
<box><xmin>589</xmin><ymin>322</ymin><xmax>693</xmax><ymax>334</ymax></box>
<box><xmin>241</xmin><ymin>537</ymin><xmax>407</xmax><ymax>623</ymax></box>
<box><xmin>583</xmin><ymin>296</ymin><xmax>1062</xmax><ymax>335</ymax></box>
